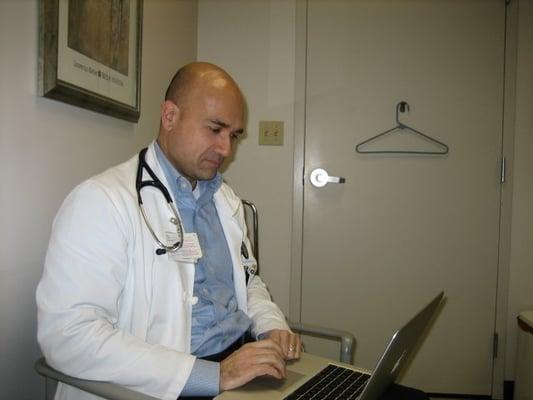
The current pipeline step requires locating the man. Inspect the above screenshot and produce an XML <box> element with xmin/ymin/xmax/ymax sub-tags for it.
<box><xmin>36</xmin><ymin>62</ymin><xmax>300</xmax><ymax>400</ymax></box>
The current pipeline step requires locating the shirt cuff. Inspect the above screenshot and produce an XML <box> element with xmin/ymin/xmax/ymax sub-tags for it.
<box><xmin>180</xmin><ymin>359</ymin><xmax>220</xmax><ymax>397</ymax></box>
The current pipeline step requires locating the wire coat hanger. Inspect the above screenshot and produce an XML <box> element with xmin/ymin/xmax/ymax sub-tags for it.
<box><xmin>355</xmin><ymin>101</ymin><xmax>449</xmax><ymax>155</ymax></box>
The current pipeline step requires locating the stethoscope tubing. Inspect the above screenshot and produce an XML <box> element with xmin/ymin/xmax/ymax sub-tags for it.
<box><xmin>136</xmin><ymin>148</ymin><xmax>185</xmax><ymax>254</ymax></box>
<box><xmin>136</xmin><ymin>147</ymin><xmax>255</xmax><ymax>281</ymax></box>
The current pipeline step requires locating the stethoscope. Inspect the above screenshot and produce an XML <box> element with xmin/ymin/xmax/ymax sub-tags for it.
<box><xmin>136</xmin><ymin>147</ymin><xmax>257</xmax><ymax>283</ymax></box>
<box><xmin>136</xmin><ymin>148</ymin><xmax>185</xmax><ymax>255</ymax></box>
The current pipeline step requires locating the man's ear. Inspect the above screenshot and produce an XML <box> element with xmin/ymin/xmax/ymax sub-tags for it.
<box><xmin>160</xmin><ymin>100</ymin><xmax>180</xmax><ymax>131</ymax></box>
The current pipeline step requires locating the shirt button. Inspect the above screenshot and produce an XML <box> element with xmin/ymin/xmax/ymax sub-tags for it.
<box><xmin>190</xmin><ymin>296</ymin><xmax>198</xmax><ymax>305</ymax></box>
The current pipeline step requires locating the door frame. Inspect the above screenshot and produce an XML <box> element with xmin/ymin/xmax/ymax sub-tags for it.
<box><xmin>288</xmin><ymin>1</ymin><xmax>519</xmax><ymax>398</ymax></box>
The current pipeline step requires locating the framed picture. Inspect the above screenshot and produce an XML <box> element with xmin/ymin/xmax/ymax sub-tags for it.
<box><xmin>39</xmin><ymin>0</ymin><xmax>143</xmax><ymax>122</ymax></box>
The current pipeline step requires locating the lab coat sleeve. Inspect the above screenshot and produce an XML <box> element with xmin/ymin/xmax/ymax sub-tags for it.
<box><xmin>246</xmin><ymin>273</ymin><xmax>291</xmax><ymax>337</ymax></box>
<box><xmin>36</xmin><ymin>181</ymin><xmax>194</xmax><ymax>400</ymax></box>
<box><xmin>233</xmin><ymin>202</ymin><xmax>290</xmax><ymax>337</ymax></box>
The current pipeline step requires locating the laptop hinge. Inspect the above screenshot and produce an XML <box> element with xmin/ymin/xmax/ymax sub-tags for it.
<box><xmin>493</xmin><ymin>332</ymin><xmax>499</xmax><ymax>358</ymax></box>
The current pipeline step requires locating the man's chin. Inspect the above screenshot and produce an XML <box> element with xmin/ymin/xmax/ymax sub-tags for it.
<box><xmin>197</xmin><ymin>169</ymin><xmax>218</xmax><ymax>182</ymax></box>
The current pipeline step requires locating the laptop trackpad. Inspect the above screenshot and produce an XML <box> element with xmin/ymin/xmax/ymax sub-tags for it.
<box><xmin>253</xmin><ymin>370</ymin><xmax>305</xmax><ymax>392</ymax></box>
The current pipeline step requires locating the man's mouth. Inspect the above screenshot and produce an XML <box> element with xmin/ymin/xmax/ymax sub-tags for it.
<box><xmin>205</xmin><ymin>158</ymin><xmax>223</xmax><ymax>168</ymax></box>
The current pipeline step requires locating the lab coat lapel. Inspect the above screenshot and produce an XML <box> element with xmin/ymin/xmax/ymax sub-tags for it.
<box><xmin>214</xmin><ymin>188</ymin><xmax>248</xmax><ymax>313</ymax></box>
<box><xmin>140</xmin><ymin>143</ymin><xmax>195</xmax><ymax>293</ymax></box>
<box><xmin>130</xmin><ymin>143</ymin><xmax>194</xmax><ymax>351</ymax></box>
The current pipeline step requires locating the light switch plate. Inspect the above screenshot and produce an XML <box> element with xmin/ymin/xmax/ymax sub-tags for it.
<box><xmin>259</xmin><ymin>120</ymin><xmax>284</xmax><ymax>146</ymax></box>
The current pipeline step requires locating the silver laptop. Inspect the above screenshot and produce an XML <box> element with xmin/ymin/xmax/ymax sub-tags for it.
<box><xmin>216</xmin><ymin>291</ymin><xmax>444</xmax><ymax>400</ymax></box>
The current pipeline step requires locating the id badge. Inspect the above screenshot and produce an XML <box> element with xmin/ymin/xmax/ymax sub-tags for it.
<box><xmin>165</xmin><ymin>232</ymin><xmax>202</xmax><ymax>263</ymax></box>
<box><xmin>242</xmin><ymin>257</ymin><xmax>257</xmax><ymax>280</ymax></box>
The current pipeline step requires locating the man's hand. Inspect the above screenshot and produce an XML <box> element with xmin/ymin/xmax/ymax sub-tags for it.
<box><xmin>265</xmin><ymin>329</ymin><xmax>302</xmax><ymax>360</ymax></box>
<box><xmin>219</xmin><ymin>339</ymin><xmax>287</xmax><ymax>392</ymax></box>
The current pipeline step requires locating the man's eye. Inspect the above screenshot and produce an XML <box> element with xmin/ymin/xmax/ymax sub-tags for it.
<box><xmin>209</xmin><ymin>127</ymin><xmax>221</xmax><ymax>134</ymax></box>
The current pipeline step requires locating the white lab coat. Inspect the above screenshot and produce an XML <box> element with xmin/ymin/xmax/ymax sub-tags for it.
<box><xmin>36</xmin><ymin>142</ymin><xmax>289</xmax><ymax>400</ymax></box>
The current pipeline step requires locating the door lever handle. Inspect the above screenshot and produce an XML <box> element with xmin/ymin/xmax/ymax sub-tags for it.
<box><xmin>310</xmin><ymin>168</ymin><xmax>346</xmax><ymax>188</ymax></box>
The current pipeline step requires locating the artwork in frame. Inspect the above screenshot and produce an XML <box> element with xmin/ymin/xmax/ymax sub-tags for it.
<box><xmin>39</xmin><ymin>0</ymin><xmax>143</xmax><ymax>122</ymax></box>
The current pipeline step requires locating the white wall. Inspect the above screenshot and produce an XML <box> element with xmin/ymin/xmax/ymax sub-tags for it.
<box><xmin>198</xmin><ymin>0</ymin><xmax>297</xmax><ymax>314</ymax></box>
<box><xmin>0</xmin><ymin>1</ymin><xmax>197</xmax><ymax>398</ymax></box>
<box><xmin>505</xmin><ymin>0</ymin><xmax>533</xmax><ymax>380</ymax></box>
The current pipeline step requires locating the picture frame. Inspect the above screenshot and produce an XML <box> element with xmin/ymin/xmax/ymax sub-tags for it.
<box><xmin>39</xmin><ymin>0</ymin><xmax>143</xmax><ymax>122</ymax></box>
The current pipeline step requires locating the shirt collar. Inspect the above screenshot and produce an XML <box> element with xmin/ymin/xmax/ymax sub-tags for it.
<box><xmin>153</xmin><ymin>141</ymin><xmax>222</xmax><ymax>204</ymax></box>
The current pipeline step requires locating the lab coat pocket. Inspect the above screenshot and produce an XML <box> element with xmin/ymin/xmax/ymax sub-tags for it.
<box><xmin>145</xmin><ymin>256</ymin><xmax>195</xmax><ymax>352</ymax></box>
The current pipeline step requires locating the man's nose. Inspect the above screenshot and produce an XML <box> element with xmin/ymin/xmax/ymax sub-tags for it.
<box><xmin>216</xmin><ymin>133</ymin><xmax>232</xmax><ymax>157</ymax></box>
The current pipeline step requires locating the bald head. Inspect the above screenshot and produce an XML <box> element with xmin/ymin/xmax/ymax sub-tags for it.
<box><xmin>164</xmin><ymin>62</ymin><xmax>243</xmax><ymax>111</ymax></box>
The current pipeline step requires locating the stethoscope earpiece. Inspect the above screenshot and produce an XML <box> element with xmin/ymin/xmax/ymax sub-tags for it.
<box><xmin>155</xmin><ymin>248</ymin><xmax>167</xmax><ymax>255</ymax></box>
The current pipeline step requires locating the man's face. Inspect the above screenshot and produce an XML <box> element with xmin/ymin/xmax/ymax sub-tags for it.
<box><xmin>166</xmin><ymin>83</ymin><xmax>244</xmax><ymax>185</ymax></box>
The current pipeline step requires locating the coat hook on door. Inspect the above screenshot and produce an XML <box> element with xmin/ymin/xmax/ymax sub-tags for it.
<box><xmin>398</xmin><ymin>101</ymin><xmax>409</xmax><ymax>116</ymax></box>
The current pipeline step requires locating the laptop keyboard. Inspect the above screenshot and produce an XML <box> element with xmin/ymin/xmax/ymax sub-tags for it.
<box><xmin>283</xmin><ymin>364</ymin><xmax>370</xmax><ymax>400</ymax></box>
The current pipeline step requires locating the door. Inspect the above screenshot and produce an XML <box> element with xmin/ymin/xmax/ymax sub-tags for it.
<box><xmin>300</xmin><ymin>0</ymin><xmax>505</xmax><ymax>395</ymax></box>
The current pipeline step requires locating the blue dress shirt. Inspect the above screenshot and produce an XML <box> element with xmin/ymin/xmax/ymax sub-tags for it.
<box><xmin>154</xmin><ymin>143</ymin><xmax>251</xmax><ymax>396</ymax></box>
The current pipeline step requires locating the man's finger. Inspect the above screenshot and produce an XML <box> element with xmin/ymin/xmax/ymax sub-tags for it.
<box><xmin>220</xmin><ymin>345</ymin><xmax>287</xmax><ymax>391</ymax></box>
<box><xmin>279</xmin><ymin>331</ymin><xmax>290</xmax><ymax>358</ymax></box>
<box><xmin>285</xmin><ymin>333</ymin><xmax>301</xmax><ymax>360</ymax></box>
<box><xmin>291</xmin><ymin>334</ymin><xmax>302</xmax><ymax>359</ymax></box>
<box><xmin>246</xmin><ymin>350</ymin><xmax>287</xmax><ymax>372</ymax></box>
